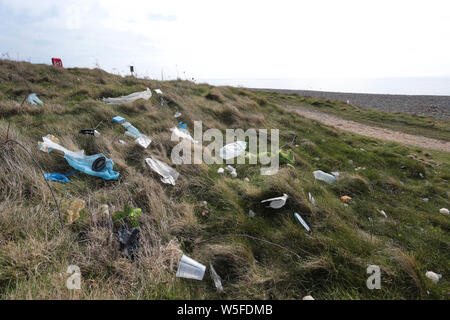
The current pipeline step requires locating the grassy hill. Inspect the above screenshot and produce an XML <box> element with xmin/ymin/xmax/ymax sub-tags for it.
<box><xmin>0</xmin><ymin>59</ymin><xmax>448</xmax><ymax>299</ymax></box>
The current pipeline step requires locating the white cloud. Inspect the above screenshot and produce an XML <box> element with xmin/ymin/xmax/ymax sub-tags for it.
<box><xmin>1</xmin><ymin>0</ymin><xmax>449</xmax><ymax>80</ymax></box>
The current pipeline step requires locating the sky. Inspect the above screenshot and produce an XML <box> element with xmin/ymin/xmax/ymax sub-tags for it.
<box><xmin>1</xmin><ymin>0</ymin><xmax>450</xmax><ymax>94</ymax></box>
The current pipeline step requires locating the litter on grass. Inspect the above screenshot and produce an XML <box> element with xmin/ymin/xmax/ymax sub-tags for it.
<box><xmin>340</xmin><ymin>196</ymin><xmax>351</xmax><ymax>203</ymax></box>
<box><xmin>210</xmin><ymin>264</ymin><xmax>224</xmax><ymax>292</ymax></box>
<box><xmin>67</xmin><ymin>199</ymin><xmax>85</xmax><ymax>224</ymax></box>
<box><xmin>112</xmin><ymin>116</ymin><xmax>126</xmax><ymax>123</ymax></box>
<box><xmin>308</xmin><ymin>193</ymin><xmax>316</xmax><ymax>207</ymax></box>
<box><xmin>174</xmin><ymin>112</ymin><xmax>182</xmax><ymax>118</ymax></box>
<box><xmin>65</xmin><ymin>153</ymin><xmax>119</xmax><ymax>180</ymax></box>
<box><xmin>225</xmin><ymin>165</ymin><xmax>237</xmax><ymax>178</ymax></box>
<box><xmin>303</xmin><ymin>295</ymin><xmax>314</xmax><ymax>300</ymax></box>
<box><xmin>425</xmin><ymin>271</ymin><xmax>442</xmax><ymax>284</ymax></box>
<box><xmin>39</xmin><ymin>135</ymin><xmax>85</xmax><ymax>158</ymax></box>
<box><xmin>378</xmin><ymin>209</ymin><xmax>388</xmax><ymax>218</ymax></box>
<box><xmin>145</xmin><ymin>156</ymin><xmax>179</xmax><ymax>185</ymax></box>
<box><xmin>177</xmin><ymin>121</ymin><xmax>188</xmax><ymax>130</ymax></box>
<box><xmin>261</xmin><ymin>194</ymin><xmax>288</xmax><ymax>209</ymax></box>
<box><xmin>176</xmin><ymin>255</ymin><xmax>206</xmax><ymax>280</ymax></box>
<box><xmin>117</xmin><ymin>225</ymin><xmax>140</xmax><ymax>261</ymax></box>
<box><xmin>116</xmin><ymin>119</ymin><xmax>152</xmax><ymax>148</ymax></box>
<box><xmin>439</xmin><ymin>208</ymin><xmax>449</xmax><ymax>215</ymax></box>
<box><xmin>103</xmin><ymin>88</ymin><xmax>152</xmax><ymax>104</ymax></box>
<box><xmin>294</xmin><ymin>213</ymin><xmax>311</xmax><ymax>232</ymax></box>
<box><xmin>249</xmin><ymin>210</ymin><xmax>256</xmax><ymax>218</ymax></box>
<box><xmin>154</xmin><ymin>89</ymin><xmax>163</xmax><ymax>95</ymax></box>
<box><xmin>79</xmin><ymin>129</ymin><xmax>100</xmax><ymax>137</ymax></box>
<box><xmin>27</xmin><ymin>93</ymin><xmax>43</xmax><ymax>105</ymax></box>
<box><xmin>217</xmin><ymin>167</ymin><xmax>224</xmax><ymax>174</ymax></box>
<box><xmin>170</xmin><ymin>126</ymin><xmax>197</xmax><ymax>143</ymax></box>
<box><xmin>44</xmin><ymin>171</ymin><xmax>77</xmax><ymax>183</ymax></box>
<box><xmin>219</xmin><ymin>141</ymin><xmax>247</xmax><ymax>160</ymax></box>
<box><xmin>313</xmin><ymin>170</ymin><xmax>337</xmax><ymax>183</ymax></box>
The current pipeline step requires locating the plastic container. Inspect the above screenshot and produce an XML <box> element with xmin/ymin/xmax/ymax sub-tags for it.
<box><xmin>176</xmin><ymin>255</ymin><xmax>206</xmax><ymax>280</ymax></box>
<box><xmin>313</xmin><ymin>170</ymin><xmax>337</xmax><ymax>183</ymax></box>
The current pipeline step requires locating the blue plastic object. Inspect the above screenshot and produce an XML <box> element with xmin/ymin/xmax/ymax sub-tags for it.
<box><xmin>177</xmin><ymin>121</ymin><xmax>187</xmax><ymax>130</ymax></box>
<box><xmin>112</xmin><ymin>116</ymin><xmax>126</xmax><ymax>123</ymax></box>
<box><xmin>64</xmin><ymin>153</ymin><xmax>119</xmax><ymax>180</ymax></box>
<box><xmin>28</xmin><ymin>93</ymin><xmax>43</xmax><ymax>106</ymax></box>
<box><xmin>44</xmin><ymin>171</ymin><xmax>78</xmax><ymax>183</ymax></box>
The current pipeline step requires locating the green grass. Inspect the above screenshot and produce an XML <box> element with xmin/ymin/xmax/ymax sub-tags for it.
<box><xmin>0</xmin><ymin>59</ymin><xmax>448</xmax><ymax>300</ymax></box>
<box><xmin>251</xmin><ymin>89</ymin><xmax>450</xmax><ymax>142</ymax></box>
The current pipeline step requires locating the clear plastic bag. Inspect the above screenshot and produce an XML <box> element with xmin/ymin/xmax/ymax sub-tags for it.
<box><xmin>103</xmin><ymin>88</ymin><xmax>152</xmax><ymax>104</ymax></box>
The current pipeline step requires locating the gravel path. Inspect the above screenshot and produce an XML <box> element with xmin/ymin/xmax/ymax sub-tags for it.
<box><xmin>258</xmin><ymin>89</ymin><xmax>450</xmax><ymax>119</ymax></box>
<box><xmin>284</xmin><ymin>105</ymin><xmax>450</xmax><ymax>152</ymax></box>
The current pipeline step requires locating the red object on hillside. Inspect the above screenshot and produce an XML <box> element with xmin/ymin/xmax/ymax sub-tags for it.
<box><xmin>51</xmin><ymin>58</ymin><xmax>63</xmax><ymax>68</ymax></box>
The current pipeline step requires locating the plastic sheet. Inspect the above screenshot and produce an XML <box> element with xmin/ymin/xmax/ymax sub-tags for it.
<box><xmin>209</xmin><ymin>264</ymin><xmax>223</xmax><ymax>292</ymax></box>
<box><xmin>103</xmin><ymin>88</ymin><xmax>152</xmax><ymax>104</ymax></box>
<box><xmin>261</xmin><ymin>194</ymin><xmax>288</xmax><ymax>209</ymax></box>
<box><xmin>308</xmin><ymin>192</ymin><xmax>316</xmax><ymax>207</ymax></box>
<box><xmin>122</xmin><ymin>122</ymin><xmax>142</xmax><ymax>139</ymax></box>
<box><xmin>39</xmin><ymin>135</ymin><xmax>85</xmax><ymax>158</ymax></box>
<box><xmin>313</xmin><ymin>170</ymin><xmax>337</xmax><ymax>183</ymax></box>
<box><xmin>176</xmin><ymin>255</ymin><xmax>206</xmax><ymax>280</ymax></box>
<box><xmin>225</xmin><ymin>165</ymin><xmax>237</xmax><ymax>178</ymax></box>
<box><xmin>135</xmin><ymin>135</ymin><xmax>152</xmax><ymax>148</ymax></box>
<box><xmin>145</xmin><ymin>156</ymin><xmax>179</xmax><ymax>185</ymax></box>
<box><xmin>219</xmin><ymin>141</ymin><xmax>247</xmax><ymax>160</ymax></box>
<box><xmin>44</xmin><ymin>171</ymin><xmax>77</xmax><ymax>183</ymax></box>
<box><xmin>154</xmin><ymin>89</ymin><xmax>163</xmax><ymax>95</ymax></box>
<box><xmin>65</xmin><ymin>153</ymin><xmax>119</xmax><ymax>180</ymax></box>
<box><xmin>27</xmin><ymin>93</ymin><xmax>43</xmax><ymax>105</ymax></box>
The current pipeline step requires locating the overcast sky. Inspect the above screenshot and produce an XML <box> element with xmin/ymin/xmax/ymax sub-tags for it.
<box><xmin>1</xmin><ymin>0</ymin><xmax>450</xmax><ymax>92</ymax></box>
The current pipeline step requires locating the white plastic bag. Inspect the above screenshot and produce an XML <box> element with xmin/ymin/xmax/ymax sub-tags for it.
<box><xmin>210</xmin><ymin>264</ymin><xmax>223</xmax><ymax>292</ymax></box>
<box><xmin>219</xmin><ymin>141</ymin><xmax>247</xmax><ymax>160</ymax></box>
<box><xmin>39</xmin><ymin>135</ymin><xmax>85</xmax><ymax>158</ymax></box>
<box><xmin>170</xmin><ymin>127</ymin><xmax>198</xmax><ymax>143</ymax></box>
<box><xmin>103</xmin><ymin>88</ymin><xmax>152</xmax><ymax>104</ymax></box>
<box><xmin>176</xmin><ymin>255</ymin><xmax>206</xmax><ymax>280</ymax></box>
<box><xmin>145</xmin><ymin>157</ymin><xmax>179</xmax><ymax>185</ymax></box>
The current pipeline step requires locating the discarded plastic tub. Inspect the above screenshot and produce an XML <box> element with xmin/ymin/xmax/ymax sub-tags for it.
<box><xmin>176</xmin><ymin>255</ymin><xmax>206</xmax><ymax>280</ymax></box>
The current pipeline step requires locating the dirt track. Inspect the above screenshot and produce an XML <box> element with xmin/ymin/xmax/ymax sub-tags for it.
<box><xmin>284</xmin><ymin>105</ymin><xmax>450</xmax><ymax>152</ymax></box>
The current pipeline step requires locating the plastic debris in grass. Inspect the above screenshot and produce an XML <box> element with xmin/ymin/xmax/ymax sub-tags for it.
<box><xmin>67</xmin><ymin>199</ymin><xmax>85</xmax><ymax>224</ymax></box>
<box><xmin>313</xmin><ymin>170</ymin><xmax>337</xmax><ymax>183</ymax></box>
<box><xmin>112</xmin><ymin>205</ymin><xmax>141</xmax><ymax>227</ymax></box>
<box><xmin>219</xmin><ymin>141</ymin><xmax>247</xmax><ymax>160</ymax></box>
<box><xmin>225</xmin><ymin>165</ymin><xmax>237</xmax><ymax>178</ymax></box>
<box><xmin>174</xmin><ymin>112</ymin><xmax>182</xmax><ymax>118</ymax></box>
<box><xmin>261</xmin><ymin>194</ymin><xmax>288</xmax><ymax>209</ymax></box>
<box><xmin>440</xmin><ymin>208</ymin><xmax>449</xmax><ymax>215</ymax></box>
<box><xmin>170</xmin><ymin>126</ymin><xmax>197</xmax><ymax>143</ymax></box>
<box><xmin>210</xmin><ymin>264</ymin><xmax>224</xmax><ymax>292</ymax></box>
<box><xmin>377</xmin><ymin>209</ymin><xmax>388</xmax><ymax>218</ymax></box>
<box><xmin>118</xmin><ymin>120</ymin><xmax>152</xmax><ymax>148</ymax></box>
<box><xmin>294</xmin><ymin>213</ymin><xmax>311</xmax><ymax>232</ymax></box>
<box><xmin>65</xmin><ymin>153</ymin><xmax>119</xmax><ymax>180</ymax></box>
<box><xmin>340</xmin><ymin>195</ymin><xmax>351</xmax><ymax>203</ymax></box>
<box><xmin>176</xmin><ymin>255</ymin><xmax>206</xmax><ymax>280</ymax></box>
<box><xmin>79</xmin><ymin>129</ymin><xmax>100</xmax><ymax>137</ymax></box>
<box><xmin>44</xmin><ymin>171</ymin><xmax>77</xmax><ymax>183</ymax></box>
<box><xmin>103</xmin><ymin>88</ymin><xmax>152</xmax><ymax>104</ymax></box>
<box><xmin>249</xmin><ymin>210</ymin><xmax>256</xmax><ymax>218</ymax></box>
<box><xmin>38</xmin><ymin>135</ymin><xmax>85</xmax><ymax>158</ymax></box>
<box><xmin>278</xmin><ymin>149</ymin><xmax>295</xmax><ymax>165</ymax></box>
<box><xmin>119</xmin><ymin>139</ymin><xmax>126</xmax><ymax>145</ymax></box>
<box><xmin>27</xmin><ymin>93</ymin><xmax>44</xmax><ymax>106</ymax></box>
<box><xmin>117</xmin><ymin>225</ymin><xmax>140</xmax><ymax>261</ymax></box>
<box><xmin>308</xmin><ymin>193</ymin><xmax>316</xmax><ymax>207</ymax></box>
<box><xmin>425</xmin><ymin>271</ymin><xmax>442</xmax><ymax>284</ymax></box>
<box><xmin>177</xmin><ymin>121</ymin><xmax>188</xmax><ymax>130</ymax></box>
<box><xmin>154</xmin><ymin>89</ymin><xmax>163</xmax><ymax>95</ymax></box>
<box><xmin>217</xmin><ymin>167</ymin><xmax>224</xmax><ymax>174</ymax></box>
<box><xmin>112</xmin><ymin>116</ymin><xmax>126</xmax><ymax>123</ymax></box>
<box><xmin>145</xmin><ymin>156</ymin><xmax>179</xmax><ymax>185</ymax></box>
<box><xmin>303</xmin><ymin>295</ymin><xmax>314</xmax><ymax>300</ymax></box>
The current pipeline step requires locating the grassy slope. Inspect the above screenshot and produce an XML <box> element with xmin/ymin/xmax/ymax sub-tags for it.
<box><xmin>253</xmin><ymin>90</ymin><xmax>450</xmax><ymax>142</ymax></box>
<box><xmin>0</xmin><ymin>60</ymin><xmax>448</xmax><ymax>300</ymax></box>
